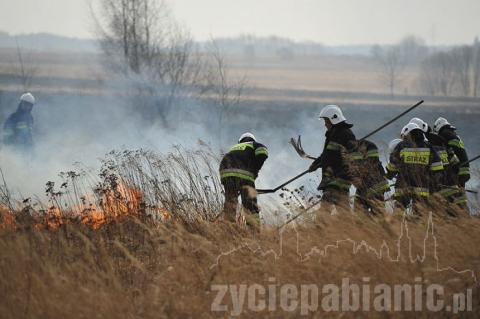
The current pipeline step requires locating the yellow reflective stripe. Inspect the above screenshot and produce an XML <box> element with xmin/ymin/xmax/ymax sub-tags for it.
<box><xmin>395</xmin><ymin>187</ymin><xmax>429</xmax><ymax>197</ymax></box>
<box><xmin>255</xmin><ymin>147</ymin><xmax>268</xmax><ymax>156</ymax></box>
<box><xmin>220</xmin><ymin>168</ymin><xmax>254</xmax><ymax>178</ymax></box>
<box><xmin>372</xmin><ymin>181</ymin><xmax>390</xmax><ymax>191</ymax></box>
<box><xmin>350</xmin><ymin>152</ymin><xmax>364</xmax><ymax>160</ymax></box>
<box><xmin>220</xmin><ymin>169</ymin><xmax>255</xmax><ymax>183</ymax></box>
<box><xmin>16</xmin><ymin>122</ymin><xmax>29</xmax><ymax>129</ymax></box>
<box><xmin>438</xmin><ymin>187</ymin><xmax>459</xmax><ymax>198</ymax></box>
<box><xmin>413</xmin><ymin>187</ymin><xmax>430</xmax><ymax>197</ymax></box>
<box><xmin>229</xmin><ymin>142</ymin><xmax>254</xmax><ymax>152</ymax></box>
<box><xmin>386</xmin><ymin>162</ymin><xmax>398</xmax><ymax>172</ymax></box>
<box><xmin>458</xmin><ymin>167</ymin><xmax>470</xmax><ymax>176</ymax></box>
<box><xmin>367</xmin><ymin>181</ymin><xmax>390</xmax><ymax>196</ymax></box>
<box><xmin>400</xmin><ymin>148</ymin><xmax>430</xmax><ymax>165</ymax></box>
<box><xmin>453</xmin><ymin>196</ymin><xmax>467</xmax><ymax>205</ymax></box>
<box><xmin>366</xmin><ymin>150</ymin><xmax>379</xmax><ymax>158</ymax></box>
<box><xmin>326</xmin><ymin>141</ymin><xmax>342</xmax><ymax>151</ymax></box>
<box><xmin>220</xmin><ymin>173</ymin><xmax>255</xmax><ymax>183</ymax></box>
<box><xmin>326</xmin><ymin>178</ymin><xmax>351</xmax><ymax>190</ymax></box>
<box><xmin>430</xmin><ymin>162</ymin><xmax>444</xmax><ymax>171</ymax></box>
<box><xmin>448</xmin><ymin>139</ymin><xmax>465</xmax><ymax>149</ymax></box>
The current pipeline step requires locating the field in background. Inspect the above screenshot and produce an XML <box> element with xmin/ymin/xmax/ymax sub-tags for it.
<box><xmin>1</xmin><ymin>48</ymin><xmax>479</xmax><ymax>111</ymax></box>
<box><xmin>0</xmin><ymin>49</ymin><xmax>433</xmax><ymax>97</ymax></box>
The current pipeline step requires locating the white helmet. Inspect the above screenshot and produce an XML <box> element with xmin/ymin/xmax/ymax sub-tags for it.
<box><xmin>20</xmin><ymin>92</ymin><xmax>35</xmax><ymax>105</ymax></box>
<box><xmin>400</xmin><ymin>123</ymin><xmax>421</xmax><ymax>139</ymax></box>
<box><xmin>318</xmin><ymin>105</ymin><xmax>346</xmax><ymax>125</ymax></box>
<box><xmin>409</xmin><ymin>117</ymin><xmax>428</xmax><ymax>133</ymax></box>
<box><xmin>433</xmin><ymin>117</ymin><xmax>454</xmax><ymax>134</ymax></box>
<box><xmin>388</xmin><ymin>138</ymin><xmax>402</xmax><ymax>154</ymax></box>
<box><xmin>238</xmin><ymin>132</ymin><xmax>256</xmax><ymax>143</ymax></box>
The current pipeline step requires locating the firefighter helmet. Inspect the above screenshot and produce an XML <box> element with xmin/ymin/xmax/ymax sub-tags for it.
<box><xmin>20</xmin><ymin>92</ymin><xmax>35</xmax><ymax>105</ymax></box>
<box><xmin>433</xmin><ymin>117</ymin><xmax>455</xmax><ymax>133</ymax></box>
<box><xmin>238</xmin><ymin>132</ymin><xmax>256</xmax><ymax>143</ymax></box>
<box><xmin>409</xmin><ymin>117</ymin><xmax>428</xmax><ymax>133</ymax></box>
<box><xmin>318</xmin><ymin>105</ymin><xmax>346</xmax><ymax>125</ymax></box>
<box><xmin>400</xmin><ymin>123</ymin><xmax>422</xmax><ymax>139</ymax></box>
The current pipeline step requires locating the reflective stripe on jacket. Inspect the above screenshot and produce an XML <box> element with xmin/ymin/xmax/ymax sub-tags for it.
<box><xmin>386</xmin><ymin>137</ymin><xmax>443</xmax><ymax>198</ymax></box>
<box><xmin>219</xmin><ymin>141</ymin><xmax>268</xmax><ymax>183</ymax></box>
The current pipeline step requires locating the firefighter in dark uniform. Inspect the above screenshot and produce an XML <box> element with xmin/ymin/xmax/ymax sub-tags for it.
<box><xmin>433</xmin><ymin>117</ymin><xmax>470</xmax><ymax>206</ymax></box>
<box><xmin>3</xmin><ymin>93</ymin><xmax>36</xmax><ymax>151</ymax></box>
<box><xmin>386</xmin><ymin>123</ymin><xmax>444</xmax><ymax>210</ymax></box>
<box><xmin>351</xmin><ymin>139</ymin><xmax>390</xmax><ymax>214</ymax></box>
<box><xmin>219</xmin><ymin>132</ymin><xmax>268</xmax><ymax>226</ymax></box>
<box><xmin>309</xmin><ymin>105</ymin><xmax>356</xmax><ymax>206</ymax></box>
<box><xmin>410</xmin><ymin>118</ymin><xmax>462</xmax><ymax>207</ymax></box>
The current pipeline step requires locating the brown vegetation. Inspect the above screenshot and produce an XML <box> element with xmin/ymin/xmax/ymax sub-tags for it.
<box><xmin>0</xmin><ymin>148</ymin><xmax>479</xmax><ymax>318</ymax></box>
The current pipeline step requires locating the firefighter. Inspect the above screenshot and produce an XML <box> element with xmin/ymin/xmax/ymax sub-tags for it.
<box><xmin>409</xmin><ymin>118</ymin><xmax>462</xmax><ymax>206</ymax></box>
<box><xmin>433</xmin><ymin>117</ymin><xmax>470</xmax><ymax>185</ymax></box>
<box><xmin>2</xmin><ymin>93</ymin><xmax>36</xmax><ymax>151</ymax></box>
<box><xmin>219</xmin><ymin>132</ymin><xmax>268</xmax><ymax>227</ymax></box>
<box><xmin>386</xmin><ymin>123</ymin><xmax>444</xmax><ymax>210</ymax></box>
<box><xmin>433</xmin><ymin>117</ymin><xmax>470</xmax><ymax>195</ymax></box>
<box><xmin>351</xmin><ymin>139</ymin><xmax>390</xmax><ymax>214</ymax></box>
<box><xmin>309</xmin><ymin>105</ymin><xmax>356</xmax><ymax>206</ymax></box>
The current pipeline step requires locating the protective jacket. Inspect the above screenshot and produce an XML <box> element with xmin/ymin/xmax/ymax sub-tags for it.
<box><xmin>437</xmin><ymin>127</ymin><xmax>470</xmax><ymax>187</ymax></box>
<box><xmin>311</xmin><ymin>121</ymin><xmax>356</xmax><ymax>192</ymax></box>
<box><xmin>425</xmin><ymin>132</ymin><xmax>461</xmax><ymax>197</ymax></box>
<box><xmin>219</xmin><ymin>141</ymin><xmax>268</xmax><ymax>185</ymax></box>
<box><xmin>386</xmin><ymin>132</ymin><xmax>444</xmax><ymax>200</ymax></box>
<box><xmin>3</xmin><ymin>106</ymin><xmax>33</xmax><ymax>147</ymax></box>
<box><xmin>351</xmin><ymin>140</ymin><xmax>390</xmax><ymax>198</ymax></box>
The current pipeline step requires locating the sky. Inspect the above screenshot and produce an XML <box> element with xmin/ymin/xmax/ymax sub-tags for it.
<box><xmin>0</xmin><ymin>0</ymin><xmax>479</xmax><ymax>45</ymax></box>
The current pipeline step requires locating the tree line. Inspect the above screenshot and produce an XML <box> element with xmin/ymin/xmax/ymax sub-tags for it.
<box><xmin>372</xmin><ymin>36</ymin><xmax>480</xmax><ymax>98</ymax></box>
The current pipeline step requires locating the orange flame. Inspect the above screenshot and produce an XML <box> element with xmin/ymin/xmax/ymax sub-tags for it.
<box><xmin>0</xmin><ymin>182</ymin><xmax>173</xmax><ymax>231</ymax></box>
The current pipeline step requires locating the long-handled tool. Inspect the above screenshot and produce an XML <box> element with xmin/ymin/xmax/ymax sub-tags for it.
<box><xmin>257</xmin><ymin>170</ymin><xmax>310</xmax><ymax>194</ymax></box>
<box><xmin>291</xmin><ymin>100</ymin><xmax>425</xmax><ymax>160</ymax></box>
<box><xmin>463</xmin><ymin>154</ymin><xmax>480</xmax><ymax>166</ymax></box>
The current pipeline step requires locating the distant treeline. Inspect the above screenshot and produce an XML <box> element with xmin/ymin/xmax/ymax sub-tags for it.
<box><xmin>371</xmin><ymin>35</ymin><xmax>480</xmax><ymax>98</ymax></box>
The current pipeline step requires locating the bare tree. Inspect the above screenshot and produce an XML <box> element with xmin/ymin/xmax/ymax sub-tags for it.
<box><xmin>372</xmin><ymin>44</ymin><xmax>406</xmax><ymax>97</ymax></box>
<box><xmin>398</xmin><ymin>35</ymin><xmax>428</xmax><ymax>66</ymax></box>
<box><xmin>472</xmin><ymin>38</ymin><xmax>480</xmax><ymax>97</ymax></box>
<box><xmin>91</xmin><ymin>0</ymin><xmax>206</xmax><ymax>125</ymax></box>
<box><xmin>419</xmin><ymin>51</ymin><xmax>456</xmax><ymax>96</ymax></box>
<box><xmin>15</xmin><ymin>38</ymin><xmax>37</xmax><ymax>91</ymax></box>
<box><xmin>202</xmin><ymin>41</ymin><xmax>246</xmax><ymax>148</ymax></box>
<box><xmin>451</xmin><ymin>45</ymin><xmax>473</xmax><ymax>96</ymax></box>
<box><xmin>91</xmin><ymin>0</ymin><xmax>247</xmax><ymax>137</ymax></box>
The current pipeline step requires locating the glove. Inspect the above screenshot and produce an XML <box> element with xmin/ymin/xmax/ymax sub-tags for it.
<box><xmin>458</xmin><ymin>175</ymin><xmax>470</xmax><ymax>188</ymax></box>
<box><xmin>309</xmin><ymin>158</ymin><xmax>322</xmax><ymax>172</ymax></box>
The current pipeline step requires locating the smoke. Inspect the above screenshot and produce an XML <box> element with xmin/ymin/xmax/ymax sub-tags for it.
<box><xmin>0</xmin><ymin>89</ymin><xmax>478</xmax><ymax>218</ymax></box>
<box><xmin>0</xmin><ymin>91</ymin><xmax>214</xmax><ymax>199</ymax></box>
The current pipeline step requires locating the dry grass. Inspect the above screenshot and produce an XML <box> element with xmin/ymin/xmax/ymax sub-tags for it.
<box><xmin>1</xmin><ymin>204</ymin><xmax>480</xmax><ymax>318</ymax></box>
<box><xmin>0</xmin><ymin>148</ymin><xmax>479</xmax><ymax>318</ymax></box>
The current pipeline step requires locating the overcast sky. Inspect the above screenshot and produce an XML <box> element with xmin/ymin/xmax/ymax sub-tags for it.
<box><xmin>0</xmin><ymin>0</ymin><xmax>479</xmax><ymax>45</ymax></box>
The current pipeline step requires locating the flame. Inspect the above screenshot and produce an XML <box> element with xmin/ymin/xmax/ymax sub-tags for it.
<box><xmin>0</xmin><ymin>182</ymin><xmax>173</xmax><ymax>231</ymax></box>
<box><xmin>0</xmin><ymin>207</ymin><xmax>16</xmax><ymax>229</ymax></box>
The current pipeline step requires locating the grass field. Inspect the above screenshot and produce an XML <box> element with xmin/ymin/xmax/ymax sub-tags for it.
<box><xmin>1</xmin><ymin>197</ymin><xmax>479</xmax><ymax>318</ymax></box>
